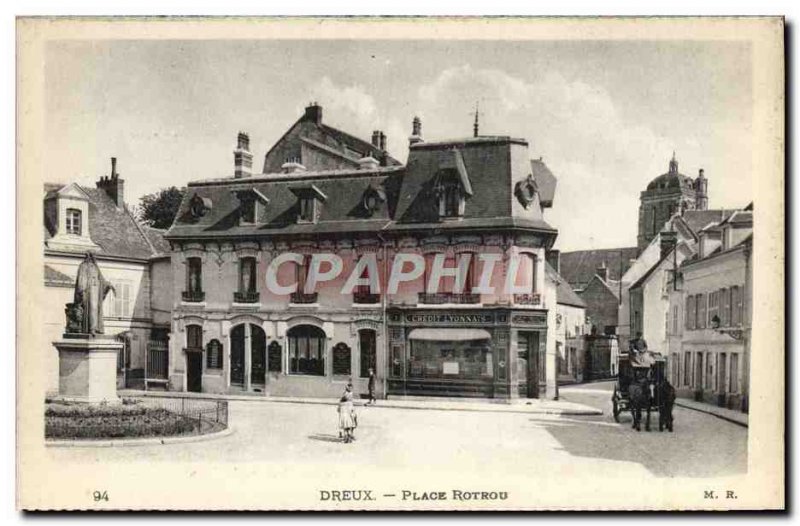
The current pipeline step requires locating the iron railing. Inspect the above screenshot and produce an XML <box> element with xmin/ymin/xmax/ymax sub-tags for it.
<box><xmin>418</xmin><ymin>292</ymin><xmax>480</xmax><ymax>304</ymax></box>
<box><xmin>45</xmin><ymin>396</ymin><xmax>228</xmax><ymax>440</ymax></box>
<box><xmin>514</xmin><ymin>293</ymin><xmax>541</xmax><ymax>306</ymax></box>
<box><xmin>290</xmin><ymin>292</ymin><xmax>318</xmax><ymax>304</ymax></box>
<box><xmin>353</xmin><ymin>291</ymin><xmax>381</xmax><ymax>304</ymax></box>
<box><xmin>182</xmin><ymin>290</ymin><xmax>206</xmax><ymax>302</ymax></box>
<box><xmin>146</xmin><ymin>340</ymin><xmax>168</xmax><ymax>380</ymax></box>
<box><xmin>233</xmin><ymin>291</ymin><xmax>260</xmax><ymax>303</ymax></box>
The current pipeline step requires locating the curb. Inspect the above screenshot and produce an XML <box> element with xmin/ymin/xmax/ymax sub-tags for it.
<box><xmin>674</xmin><ymin>401</ymin><xmax>748</xmax><ymax>428</ymax></box>
<box><xmin>121</xmin><ymin>391</ymin><xmax>602</xmax><ymax>417</ymax></box>
<box><xmin>45</xmin><ymin>426</ymin><xmax>234</xmax><ymax>448</ymax></box>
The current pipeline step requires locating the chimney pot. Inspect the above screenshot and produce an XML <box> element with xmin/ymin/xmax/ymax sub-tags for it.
<box><xmin>371</xmin><ymin>131</ymin><xmax>381</xmax><ymax>148</ymax></box>
<box><xmin>379</xmin><ymin>132</ymin><xmax>386</xmax><ymax>151</ymax></box>
<box><xmin>304</xmin><ymin>103</ymin><xmax>323</xmax><ymax>125</ymax></box>
<box><xmin>409</xmin><ymin>116</ymin><xmax>424</xmax><ymax>146</ymax></box>
<box><xmin>111</xmin><ymin>157</ymin><xmax>117</xmax><ymax>178</ymax></box>
<box><xmin>234</xmin><ymin>131</ymin><xmax>254</xmax><ymax>178</ymax></box>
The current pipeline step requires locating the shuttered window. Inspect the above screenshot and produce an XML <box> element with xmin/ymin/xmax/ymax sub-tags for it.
<box><xmin>686</xmin><ymin>295</ymin><xmax>695</xmax><ymax>330</ymax></box>
<box><xmin>696</xmin><ymin>293</ymin><xmax>707</xmax><ymax>329</ymax></box>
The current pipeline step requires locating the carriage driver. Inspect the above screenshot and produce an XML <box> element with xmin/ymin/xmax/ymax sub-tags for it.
<box><xmin>630</xmin><ymin>332</ymin><xmax>648</xmax><ymax>356</ymax></box>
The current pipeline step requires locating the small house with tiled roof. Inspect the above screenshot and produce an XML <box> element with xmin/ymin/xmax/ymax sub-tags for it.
<box><xmin>164</xmin><ymin>105</ymin><xmax>563</xmax><ymax>401</ymax></box>
<box><xmin>43</xmin><ymin>158</ymin><xmax>172</xmax><ymax>394</ymax></box>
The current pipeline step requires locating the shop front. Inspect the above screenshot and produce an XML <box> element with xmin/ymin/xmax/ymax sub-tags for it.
<box><xmin>386</xmin><ymin>308</ymin><xmax>549</xmax><ymax>399</ymax></box>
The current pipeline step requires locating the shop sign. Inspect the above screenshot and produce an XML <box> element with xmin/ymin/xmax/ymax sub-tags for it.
<box><xmin>511</xmin><ymin>313</ymin><xmax>547</xmax><ymax>326</ymax></box>
<box><xmin>404</xmin><ymin>313</ymin><xmax>494</xmax><ymax>325</ymax></box>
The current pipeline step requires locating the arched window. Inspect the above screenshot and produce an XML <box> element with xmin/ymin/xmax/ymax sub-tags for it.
<box><xmin>186</xmin><ymin>325</ymin><xmax>203</xmax><ymax>351</ymax></box>
<box><xmin>206</xmin><ymin>339</ymin><xmax>223</xmax><ymax>369</ymax></box>
<box><xmin>288</xmin><ymin>325</ymin><xmax>326</xmax><ymax>376</ymax></box>
<box><xmin>332</xmin><ymin>342</ymin><xmax>352</xmax><ymax>376</ymax></box>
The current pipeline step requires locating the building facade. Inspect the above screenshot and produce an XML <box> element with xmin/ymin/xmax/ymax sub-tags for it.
<box><xmin>667</xmin><ymin>208</ymin><xmax>752</xmax><ymax>412</ymax></box>
<box><xmin>164</xmin><ymin>105</ymin><xmax>564</xmax><ymax>400</ymax></box>
<box><xmin>44</xmin><ymin>159</ymin><xmax>172</xmax><ymax>393</ymax></box>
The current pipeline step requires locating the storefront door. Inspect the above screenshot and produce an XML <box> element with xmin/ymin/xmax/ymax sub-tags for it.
<box><xmin>251</xmin><ymin>325</ymin><xmax>267</xmax><ymax>386</ymax></box>
<box><xmin>518</xmin><ymin>331</ymin><xmax>540</xmax><ymax>399</ymax></box>
<box><xmin>230</xmin><ymin>325</ymin><xmax>245</xmax><ymax>386</ymax></box>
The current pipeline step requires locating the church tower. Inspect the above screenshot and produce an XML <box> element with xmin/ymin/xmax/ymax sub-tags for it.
<box><xmin>695</xmin><ymin>168</ymin><xmax>708</xmax><ymax>211</ymax></box>
<box><xmin>637</xmin><ymin>153</ymin><xmax>700</xmax><ymax>254</ymax></box>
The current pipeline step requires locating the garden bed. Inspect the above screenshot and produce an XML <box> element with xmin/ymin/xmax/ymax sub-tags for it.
<box><xmin>45</xmin><ymin>398</ymin><xmax>226</xmax><ymax>440</ymax></box>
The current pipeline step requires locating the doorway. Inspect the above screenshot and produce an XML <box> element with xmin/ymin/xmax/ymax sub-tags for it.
<box><xmin>518</xmin><ymin>331</ymin><xmax>541</xmax><ymax>399</ymax></box>
<box><xmin>231</xmin><ymin>325</ymin><xmax>246</xmax><ymax>386</ymax></box>
<box><xmin>251</xmin><ymin>325</ymin><xmax>267</xmax><ymax>387</ymax></box>
<box><xmin>186</xmin><ymin>325</ymin><xmax>203</xmax><ymax>393</ymax></box>
<box><xmin>187</xmin><ymin>352</ymin><xmax>203</xmax><ymax>392</ymax></box>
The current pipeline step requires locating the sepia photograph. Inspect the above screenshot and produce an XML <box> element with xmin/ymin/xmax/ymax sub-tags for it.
<box><xmin>15</xmin><ymin>16</ymin><xmax>784</xmax><ymax>511</ymax></box>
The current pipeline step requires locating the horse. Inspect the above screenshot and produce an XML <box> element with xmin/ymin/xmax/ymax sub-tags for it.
<box><xmin>657</xmin><ymin>380</ymin><xmax>676</xmax><ymax>432</ymax></box>
<box><xmin>628</xmin><ymin>378</ymin><xmax>653</xmax><ymax>432</ymax></box>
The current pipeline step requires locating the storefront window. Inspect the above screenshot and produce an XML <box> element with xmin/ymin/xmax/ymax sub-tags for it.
<box><xmin>408</xmin><ymin>335</ymin><xmax>492</xmax><ymax>380</ymax></box>
<box><xmin>288</xmin><ymin>325</ymin><xmax>326</xmax><ymax>376</ymax></box>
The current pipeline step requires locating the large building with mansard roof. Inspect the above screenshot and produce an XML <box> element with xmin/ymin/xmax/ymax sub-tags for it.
<box><xmin>164</xmin><ymin>104</ymin><xmax>567</xmax><ymax>400</ymax></box>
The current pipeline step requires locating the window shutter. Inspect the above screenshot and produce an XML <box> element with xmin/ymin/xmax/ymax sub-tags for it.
<box><xmin>720</xmin><ymin>288</ymin><xmax>730</xmax><ymax>326</ymax></box>
<box><xmin>686</xmin><ymin>295</ymin><xmax>695</xmax><ymax>330</ymax></box>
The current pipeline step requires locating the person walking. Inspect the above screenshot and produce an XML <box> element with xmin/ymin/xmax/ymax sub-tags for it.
<box><xmin>367</xmin><ymin>368</ymin><xmax>377</xmax><ymax>406</ymax></box>
<box><xmin>337</xmin><ymin>383</ymin><xmax>357</xmax><ymax>443</ymax></box>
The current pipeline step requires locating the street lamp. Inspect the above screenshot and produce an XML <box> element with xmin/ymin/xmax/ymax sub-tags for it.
<box><xmin>710</xmin><ymin>315</ymin><xmax>747</xmax><ymax>341</ymax></box>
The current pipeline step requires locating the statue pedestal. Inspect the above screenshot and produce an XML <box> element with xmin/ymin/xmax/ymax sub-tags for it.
<box><xmin>53</xmin><ymin>336</ymin><xmax>122</xmax><ymax>404</ymax></box>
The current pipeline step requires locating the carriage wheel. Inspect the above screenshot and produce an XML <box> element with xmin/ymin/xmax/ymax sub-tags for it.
<box><xmin>612</xmin><ymin>398</ymin><xmax>620</xmax><ymax>423</ymax></box>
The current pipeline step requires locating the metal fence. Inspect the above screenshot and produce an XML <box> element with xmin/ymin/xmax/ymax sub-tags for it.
<box><xmin>45</xmin><ymin>396</ymin><xmax>228</xmax><ymax>440</ymax></box>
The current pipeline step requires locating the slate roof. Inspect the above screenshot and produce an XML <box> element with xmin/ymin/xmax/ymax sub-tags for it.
<box><xmin>319</xmin><ymin>124</ymin><xmax>402</xmax><ymax>167</ymax></box>
<box><xmin>44</xmin><ymin>264</ymin><xmax>73</xmax><ymax>287</ymax></box>
<box><xmin>530</xmin><ymin>158</ymin><xmax>557</xmax><ymax>208</ymax></box>
<box><xmin>546</xmin><ymin>262</ymin><xmax>586</xmax><ymax>308</ymax></box>
<box><xmin>167</xmin><ymin>136</ymin><xmax>558</xmax><ymax>241</ymax></box>
<box><xmin>559</xmin><ymin>247</ymin><xmax>639</xmax><ymax>289</ymax></box>
<box><xmin>44</xmin><ymin>184</ymin><xmax>167</xmax><ymax>260</ymax></box>
<box><xmin>681</xmin><ymin>209</ymin><xmax>731</xmax><ymax>235</ymax></box>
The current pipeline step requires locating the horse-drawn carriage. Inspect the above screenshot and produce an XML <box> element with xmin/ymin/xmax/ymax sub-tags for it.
<box><xmin>612</xmin><ymin>349</ymin><xmax>675</xmax><ymax>432</ymax></box>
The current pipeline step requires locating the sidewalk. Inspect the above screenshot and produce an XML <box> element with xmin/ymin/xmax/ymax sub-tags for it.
<box><xmin>118</xmin><ymin>389</ymin><xmax>602</xmax><ymax>416</ymax></box>
<box><xmin>674</xmin><ymin>398</ymin><xmax>748</xmax><ymax>428</ymax></box>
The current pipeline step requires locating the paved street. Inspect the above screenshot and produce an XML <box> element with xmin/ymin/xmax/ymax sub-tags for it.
<box><xmin>49</xmin><ymin>381</ymin><xmax>746</xmax><ymax>482</ymax></box>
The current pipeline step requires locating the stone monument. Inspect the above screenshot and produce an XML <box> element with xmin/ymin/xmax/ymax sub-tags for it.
<box><xmin>52</xmin><ymin>253</ymin><xmax>122</xmax><ymax>403</ymax></box>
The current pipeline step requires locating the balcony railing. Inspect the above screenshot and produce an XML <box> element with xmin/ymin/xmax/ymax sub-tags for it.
<box><xmin>514</xmin><ymin>293</ymin><xmax>541</xmax><ymax>306</ymax></box>
<box><xmin>353</xmin><ymin>291</ymin><xmax>381</xmax><ymax>304</ymax></box>
<box><xmin>418</xmin><ymin>292</ymin><xmax>481</xmax><ymax>305</ymax></box>
<box><xmin>290</xmin><ymin>292</ymin><xmax>319</xmax><ymax>304</ymax></box>
<box><xmin>182</xmin><ymin>290</ymin><xmax>206</xmax><ymax>303</ymax></box>
<box><xmin>233</xmin><ymin>291</ymin><xmax>260</xmax><ymax>304</ymax></box>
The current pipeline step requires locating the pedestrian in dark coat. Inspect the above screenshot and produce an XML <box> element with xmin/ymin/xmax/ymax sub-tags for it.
<box><xmin>367</xmin><ymin>368</ymin><xmax>377</xmax><ymax>405</ymax></box>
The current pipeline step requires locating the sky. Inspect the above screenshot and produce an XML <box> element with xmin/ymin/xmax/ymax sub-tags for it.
<box><xmin>45</xmin><ymin>39</ymin><xmax>753</xmax><ymax>251</ymax></box>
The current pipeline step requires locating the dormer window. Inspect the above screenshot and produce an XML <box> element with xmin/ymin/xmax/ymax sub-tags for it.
<box><xmin>434</xmin><ymin>149</ymin><xmax>473</xmax><ymax>221</ymax></box>
<box><xmin>299</xmin><ymin>197</ymin><xmax>315</xmax><ymax>222</ymax></box>
<box><xmin>232</xmin><ymin>188</ymin><xmax>269</xmax><ymax>226</ymax></box>
<box><xmin>362</xmin><ymin>186</ymin><xmax>386</xmax><ymax>217</ymax></box>
<box><xmin>289</xmin><ymin>184</ymin><xmax>327</xmax><ymax>224</ymax></box>
<box><xmin>66</xmin><ymin>208</ymin><xmax>82</xmax><ymax>235</ymax></box>
<box><xmin>435</xmin><ymin>171</ymin><xmax>468</xmax><ymax>219</ymax></box>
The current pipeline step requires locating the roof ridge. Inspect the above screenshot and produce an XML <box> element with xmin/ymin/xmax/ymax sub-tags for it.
<box><xmin>125</xmin><ymin>203</ymin><xmax>159</xmax><ymax>256</ymax></box>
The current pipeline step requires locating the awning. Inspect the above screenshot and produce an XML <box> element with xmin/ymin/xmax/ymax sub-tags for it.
<box><xmin>407</xmin><ymin>328</ymin><xmax>492</xmax><ymax>342</ymax></box>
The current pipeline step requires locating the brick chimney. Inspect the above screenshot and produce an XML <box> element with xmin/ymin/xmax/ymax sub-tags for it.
<box><xmin>545</xmin><ymin>249</ymin><xmax>560</xmax><ymax>274</ymax></box>
<box><xmin>379</xmin><ymin>132</ymin><xmax>386</xmax><ymax>151</ymax></box>
<box><xmin>596</xmin><ymin>261</ymin><xmax>608</xmax><ymax>282</ymax></box>
<box><xmin>304</xmin><ymin>102</ymin><xmax>323</xmax><ymax>125</ymax></box>
<box><xmin>234</xmin><ymin>132</ymin><xmax>253</xmax><ymax>178</ymax></box>
<box><xmin>409</xmin><ymin>116</ymin><xmax>423</xmax><ymax>146</ymax></box>
<box><xmin>96</xmin><ymin>157</ymin><xmax>125</xmax><ymax>208</ymax></box>
<box><xmin>660</xmin><ymin>231</ymin><xmax>678</xmax><ymax>259</ymax></box>
<box><xmin>371</xmin><ymin>131</ymin><xmax>381</xmax><ymax>148</ymax></box>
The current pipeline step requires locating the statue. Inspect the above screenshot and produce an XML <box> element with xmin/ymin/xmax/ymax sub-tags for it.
<box><xmin>65</xmin><ymin>253</ymin><xmax>115</xmax><ymax>336</ymax></box>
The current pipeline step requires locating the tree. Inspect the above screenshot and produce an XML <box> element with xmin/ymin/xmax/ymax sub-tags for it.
<box><xmin>138</xmin><ymin>186</ymin><xmax>185</xmax><ymax>229</ymax></box>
